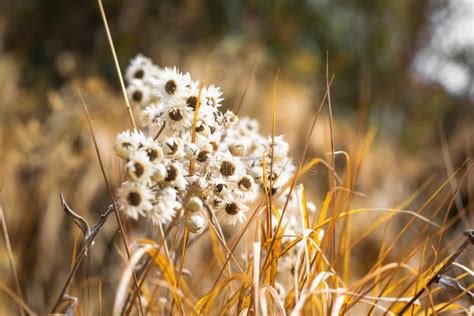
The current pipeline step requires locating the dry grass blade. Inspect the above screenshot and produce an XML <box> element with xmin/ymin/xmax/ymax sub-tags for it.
<box><xmin>97</xmin><ymin>0</ymin><xmax>137</xmax><ymax>130</ymax></box>
<box><xmin>396</xmin><ymin>230</ymin><xmax>473</xmax><ymax>315</ymax></box>
<box><xmin>233</xmin><ymin>56</ymin><xmax>259</xmax><ymax>115</ymax></box>
<box><xmin>0</xmin><ymin>206</ymin><xmax>26</xmax><ymax>316</ymax></box>
<box><xmin>78</xmin><ymin>90</ymin><xmax>145</xmax><ymax>315</ymax></box>
<box><xmin>0</xmin><ymin>281</ymin><xmax>35</xmax><ymax>315</ymax></box>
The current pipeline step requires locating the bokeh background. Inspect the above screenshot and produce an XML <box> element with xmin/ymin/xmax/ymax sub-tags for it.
<box><xmin>1</xmin><ymin>0</ymin><xmax>473</xmax><ymax>313</ymax></box>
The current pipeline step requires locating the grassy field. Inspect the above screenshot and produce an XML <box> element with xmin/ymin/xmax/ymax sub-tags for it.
<box><xmin>1</xmin><ymin>1</ymin><xmax>473</xmax><ymax>315</ymax></box>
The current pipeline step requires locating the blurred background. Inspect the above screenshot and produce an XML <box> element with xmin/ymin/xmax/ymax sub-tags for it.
<box><xmin>1</xmin><ymin>0</ymin><xmax>473</xmax><ymax>313</ymax></box>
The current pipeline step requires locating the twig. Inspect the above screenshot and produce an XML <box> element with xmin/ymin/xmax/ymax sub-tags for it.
<box><xmin>397</xmin><ymin>229</ymin><xmax>473</xmax><ymax>315</ymax></box>
<box><xmin>51</xmin><ymin>197</ymin><xmax>114</xmax><ymax>313</ymax></box>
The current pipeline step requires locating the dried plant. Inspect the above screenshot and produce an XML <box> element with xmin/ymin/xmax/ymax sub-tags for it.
<box><xmin>0</xmin><ymin>1</ymin><xmax>472</xmax><ymax>315</ymax></box>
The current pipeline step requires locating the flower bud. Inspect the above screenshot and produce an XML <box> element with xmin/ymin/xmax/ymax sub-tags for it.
<box><xmin>229</xmin><ymin>141</ymin><xmax>246</xmax><ymax>157</ymax></box>
<box><xmin>186</xmin><ymin>214</ymin><xmax>207</xmax><ymax>234</ymax></box>
<box><xmin>186</xmin><ymin>196</ymin><xmax>203</xmax><ymax>213</ymax></box>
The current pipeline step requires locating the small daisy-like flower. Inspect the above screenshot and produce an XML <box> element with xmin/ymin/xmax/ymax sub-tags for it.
<box><xmin>154</xmin><ymin>67</ymin><xmax>192</xmax><ymax>103</ymax></box>
<box><xmin>212</xmin><ymin>181</ymin><xmax>230</xmax><ymax>197</ymax></box>
<box><xmin>162</xmin><ymin>162</ymin><xmax>187</xmax><ymax>190</ymax></box>
<box><xmin>195</xmin><ymin>120</ymin><xmax>211</xmax><ymax>137</ymax></box>
<box><xmin>184</xmin><ymin>142</ymin><xmax>198</xmax><ymax>160</ymax></box>
<box><xmin>166</xmin><ymin>101</ymin><xmax>194</xmax><ymax>132</ymax></box>
<box><xmin>118</xmin><ymin>181</ymin><xmax>153</xmax><ymax>220</ymax></box>
<box><xmin>127</xmin><ymin>79</ymin><xmax>151</xmax><ymax>106</ymax></box>
<box><xmin>163</xmin><ymin>138</ymin><xmax>185</xmax><ymax>158</ymax></box>
<box><xmin>126</xmin><ymin>151</ymin><xmax>153</xmax><ymax>183</ymax></box>
<box><xmin>217</xmin><ymin>200</ymin><xmax>248</xmax><ymax>225</ymax></box>
<box><xmin>125</xmin><ymin>54</ymin><xmax>156</xmax><ymax>83</ymax></box>
<box><xmin>114</xmin><ymin>130</ymin><xmax>145</xmax><ymax>160</ymax></box>
<box><xmin>214</xmin><ymin>153</ymin><xmax>245</xmax><ymax>181</ymax></box>
<box><xmin>223</xmin><ymin>110</ymin><xmax>239</xmax><ymax>128</ymax></box>
<box><xmin>183</xmin><ymin>81</ymin><xmax>200</xmax><ymax>111</ymax></box>
<box><xmin>201</xmin><ymin>84</ymin><xmax>223</xmax><ymax>108</ymax></box>
<box><xmin>148</xmin><ymin>187</ymin><xmax>179</xmax><ymax>225</ymax></box>
<box><xmin>140</xmin><ymin>103</ymin><xmax>164</xmax><ymax>128</ymax></box>
<box><xmin>196</xmin><ymin>150</ymin><xmax>211</xmax><ymax>163</ymax></box>
<box><xmin>141</xmin><ymin>138</ymin><xmax>163</xmax><ymax>163</ymax></box>
<box><xmin>238</xmin><ymin>175</ymin><xmax>254</xmax><ymax>192</ymax></box>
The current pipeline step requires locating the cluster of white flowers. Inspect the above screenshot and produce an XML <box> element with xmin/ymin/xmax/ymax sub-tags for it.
<box><xmin>114</xmin><ymin>54</ymin><xmax>297</xmax><ymax>233</ymax></box>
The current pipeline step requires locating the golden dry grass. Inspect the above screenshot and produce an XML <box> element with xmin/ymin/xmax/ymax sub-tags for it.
<box><xmin>1</xmin><ymin>1</ymin><xmax>473</xmax><ymax>315</ymax></box>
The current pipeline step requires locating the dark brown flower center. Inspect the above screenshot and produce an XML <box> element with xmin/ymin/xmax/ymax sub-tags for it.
<box><xmin>213</xmin><ymin>198</ymin><xmax>222</xmax><ymax>207</ymax></box>
<box><xmin>166</xmin><ymin>141</ymin><xmax>178</xmax><ymax>155</ymax></box>
<box><xmin>169</xmin><ymin>108</ymin><xmax>183</xmax><ymax>121</ymax></box>
<box><xmin>186</xmin><ymin>96</ymin><xmax>198</xmax><ymax>110</ymax></box>
<box><xmin>197</xmin><ymin>150</ymin><xmax>209</xmax><ymax>162</ymax></box>
<box><xmin>165</xmin><ymin>80</ymin><xmax>177</xmax><ymax>95</ymax></box>
<box><xmin>134</xmin><ymin>69</ymin><xmax>144</xmax><ymax>79</ymax></box>
<box><xmin>127</xmin><ymin>191</ymin><xmax>141</xmax><ymax>206</ymax></box>
<box><xmin>210</xmin><ymin>141</ymin><xmax>218</xmax><ymax>151</ymax></box>
<box><xmin>133</xmin><ymin>162</ymin><xmax>144</xmax><ymax>178</ymax></box>
<box><xmin>270</xmin><ymin>186</ymin><xmax>278</xmax><ymax>196</ymax></box>
<box><xmin>220</xmin><ymin>161</ymin><xmax>235</xmax><ymax>177</ymax></box>
<box><xmin>214</xmin><ymin>183</ymin><xmax>226</xmax><ymax>193</ymax></box>
<box><xmin>165</xmin><ymin>165</ymin><xmax>177</xmax><ymax>182</ymax></box>
<box><xmin>195</xmin><ymin>122</ymin><xmax>205</xmax><ymax>132</ymax></box>
<box><xmin>238</xmin><ymin>177</ymin><xmax>252</xmax><ymax>190</ymax></box>
<box><xmin>132</xmin><ymin>90</ymin><xmax>143</xmax><ymax>102</ymax></box>
<box><xmin>146</xmin><ymin>148</ymin><xmax>158</xmax><ymax>161</ymax></box>
<box><xmin>225</xmin><ymin>203</ymin><xmax>238</xmax><ymax>215</ymax></box>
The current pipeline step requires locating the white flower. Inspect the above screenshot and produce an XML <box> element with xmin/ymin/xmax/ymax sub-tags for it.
<box><xmin>213</xmin><ymin>152</ymin><xmax>245</xmax><ymax>181</ymax></box>
<box><xmin>154</xmin><ymin>67</ymin><xmax>192</xmax><ymax>103</ymax></box>
<box><xmin>223</xmin><ymin>110</ymin><xmax>239</xmax><ymax>128</ymax></box>
<box><xmin>201</xmin><ymin>84</ymin><xmax>223</xmax><ymax>108</ymax></box>
<box><xmin>113</xmin><ymin>130</ymin><xmax>146</xmax><ymax>160</ymax></box>
<box><xmin>127</xmin><ymin>79</ymin><xmax>151</xmax><ymax>106</ymax></box>
<box><xmin>140</xmin><ymin>103</ymin><xmax>165</xmax><ymax>128</ymax></box>
<box><xmin>148</xmin><ymin>187</ymin><xmax>179</xmax><ymax>225</ymax></box>
<box><xmin>162</xmin><ymin>162</ymin><xmax>188</xmax><ymax>190</ymax></box>
<box><xmin>237</xmin><ymin>175</ymin><xmax>254</xmax><ymax>192</ymax></box>
<box><xmin>141</xmin><ymin>138</ymin><xmax>163</xmax><ymax>163</ymax></box>
<box><xmin>217</xmin><ymin>200</ymin><xmax>248</xmax><ymax>225</ymax></box>
<box><xmin>184</xmin><ymin>142</ymin><xmax>198</xmax><ymax>160</ymax></box>
<box><xmin>118</xmin><ymin>181</ymin><xmax>153</xmax><ymax>220</ymax></box>
<box><xmin>162</xmin><ymin>138</ymin><xmax>185</xmax><ymax>158</ymax></box>
<box><xmin>166</xmin><ymin>101</ymin><xmax>194</xmax><ymax>132</ymax></box>
<box><xmin>126</xmin><ymin>151</ymin><xmax>153</xmax><ymax>183</ymax></box>
<box><xmin>211</xmin><ymin>180</ymin><xmax>231</xmax><ymax>198</ymax></box>
<box><xmin>125</xmin><ymin>54</ymin><xmax>157</xmax><ymax>83</ymax></box>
